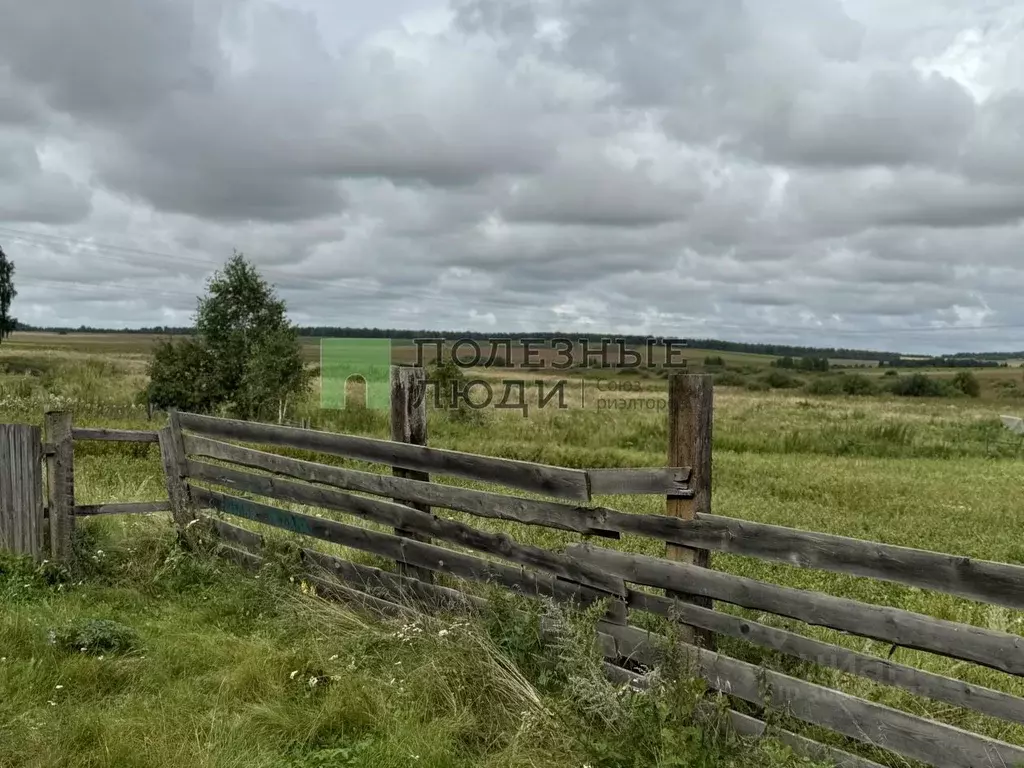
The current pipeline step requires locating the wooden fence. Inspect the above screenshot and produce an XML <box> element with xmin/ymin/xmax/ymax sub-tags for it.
<box><xmin>4</xmin><ymin>371</ymin><xmax>1024</xmax><ymax>767</ymax></box>
<box><xmin>0</xmin><ymin>413</ymin><xmax>168</xmax><ymax>562</ymax></box>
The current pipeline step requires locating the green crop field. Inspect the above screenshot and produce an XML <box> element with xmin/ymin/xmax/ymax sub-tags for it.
<box><xmin>2</xmin><ymin>332</ymin><xmax>1024</xmax><ymax>767</ymax></box>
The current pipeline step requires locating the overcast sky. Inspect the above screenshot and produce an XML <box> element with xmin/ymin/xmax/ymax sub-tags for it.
<box><xmin>2</xmin><ymin>0</ymin><xmax>1024</xmax><ymax>354</ymax></box>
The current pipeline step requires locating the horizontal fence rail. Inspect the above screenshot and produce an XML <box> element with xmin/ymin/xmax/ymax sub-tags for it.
<box><xmin>175</xmin><ymin>411</ymin><xmax>691</xmax><ymax>501</ymax></box>
<box><xmin>182</xmin><ymin>435</ymin><xmax>622</xmax><ymax>538</ymax></box>
<box><xmin>567</xmin><ymin>543</ymin><xmax>1024</xmax><ymax>676</ymax></box>
<box><xmin>624</xmin><ymin>589</ymin><xmax>1024</xmax><ymax>726</ymax></box>
<box><xmin>189</xmin><ymin>481</ymin><xmax>626</xmax><ymax>596</ymax></box>
<box><xmin>73</xmin><ymin>501</ymin><xmax>171</xmax><ymax>517</ymax></box>
<box><xmin>178</xmin><ymin>412</ymin><xmax>596</xmax><ymax>501</ymax></box>
<box><xmin>191</xmin><ymin>486</ymin><xmax>625</xmax><ymax>600</ymax></box>
<box><xmin>71</xmin><ymin>428</ymin><xmax>160</xmax><ymax>443</ymax></box>
<box><xmin>649</xmin><ymin>513</ymin><xmax>1024</xmax><ymax>611</ymax></box>
<box><xmin>181</xmin><ymin>433</ymin><xmax>1024</xmax><ymax>609</ymax></box>
<box><xmin>599</xmin><ymin>622</ymin><xmax>1024</xmax><ymax>768</ymax></box>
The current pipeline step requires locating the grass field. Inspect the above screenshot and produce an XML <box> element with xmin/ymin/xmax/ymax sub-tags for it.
<box><xmin>3</xmin><ymin>332</ymin><xmax>1024</xmax><ymax>767</ymax></box>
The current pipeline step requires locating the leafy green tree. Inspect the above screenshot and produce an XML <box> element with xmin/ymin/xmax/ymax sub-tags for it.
<box><xmin>146</xmin><ymin>252</ymin><xmax>311</xmax><ymax>420</ymax></box>
<box><xmin>0</xmin><ymin>246</ymin><xmax>16</xmax><ymax>343</ymax></box>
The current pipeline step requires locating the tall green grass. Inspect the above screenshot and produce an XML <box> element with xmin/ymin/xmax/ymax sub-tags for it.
<box><xmin>0</xmin><ymin>520</ymin><xmax>823</xmax><ymax>767</ymax></box>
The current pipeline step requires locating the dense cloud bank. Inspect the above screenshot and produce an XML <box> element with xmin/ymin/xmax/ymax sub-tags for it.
<box><xmin>2</xmin><ymin>0</ymin><xmax>1023</xmax><ymax>353</ymax></box>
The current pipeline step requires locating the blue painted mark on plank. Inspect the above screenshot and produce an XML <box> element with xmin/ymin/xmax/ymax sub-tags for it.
<box><xmin>218</xmin><ymin>495</ymin><xmax>316</xmax><ymax>537</ymax></box>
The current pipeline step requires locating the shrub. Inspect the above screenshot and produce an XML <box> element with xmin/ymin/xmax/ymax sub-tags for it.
<box><xmin>883</xmin><ymin>369</ymin><xmax>898</xmax><ymax>377</ymax></box>
<box><xmin>713</xmin><ymin>370</ymin><xmax>747</xmax><ymax>387</ymax></box>
<box><xmin>146</xmin><ymin>337</ymin><xmax>220</xmax><ymax>413</ymax></box>
<box><xmin>840</xmin><ymin>373</ymin><xmax>877</xmax><ymax>396</ymax></box>
<box><xmin>887</xmin><ymin>373</ymin><xmax>952</xmax><ymax>398</ymax></box>
<box><xmin>761</xmin><ymin>370</ymin><xmax>802</xmax><ymax>389</ymax></box>
<box><xmin>951</xmin><ymin>371</ymin><xmax>981</xmax><ymax>398</ymax></box>
<box><xmin>805</xmin><ymin>377</ymin><xmax>841</xmax><ymax>395</ymax></box>
<box><xmin>703</xmin><ymin>355</ymin><xmax>725</xmax><ymax>367</ymax></box>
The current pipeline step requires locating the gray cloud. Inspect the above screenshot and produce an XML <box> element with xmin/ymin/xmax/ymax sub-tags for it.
<box><xmin>1</xmin><ymin>0</ymin><xmax>1024</xmax><ymax>353</ymax></box>
<box><xmin>500</xmin><ymin>148</ymin><xmax>702</xmax><ymax>227</ymax></box>
<box><xmin>0</xmin><ymin>0</ymin><xmax>225</xmax><ymax>120</ymax></box>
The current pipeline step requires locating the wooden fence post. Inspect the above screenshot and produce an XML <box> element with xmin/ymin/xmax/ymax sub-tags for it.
<box><xmin>0</xmin><ymin>424</ymin><xmax>44</xmax><ymax>560</ymax></box>
<box><xmin>390</xmin><ymin>366</ymin><xmax>434</xmax><ymax>583</ymax></box>
<box><xmin>44</xmin><ymin>411</ymin><xmax>75</xmax><ymax>566</ymax></box>
<box><xmin>159</xmin><ymin>411</ymin><xmax>197</xmax><ymax>532</ymax></box>
<box><xmin>666</xmin><ymin>374</ymin><xmax>714</xmax><ymax>647</ymax></box>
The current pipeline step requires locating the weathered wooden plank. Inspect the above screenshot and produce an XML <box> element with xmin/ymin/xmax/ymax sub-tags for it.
<box><xmin>305</xmin><ymin>573</ymin><xmax>421</xmax><ymax>618</ymax></box>
<box><xmin>601</xmin><ymin>663</ymin><xmax>886</xmax><ymax>768</ymax></box>
<box><xmin>207</xmin><ymin>514</ymin><xmax>624</xmax><ymax>624</ymax></box>
<box><xmin>722</xmin><ymin>709</ymin><xmax>889</xmax><ymax>768</ymax></box>
<box><xmin>0</xmin><ymin>425</ymin><xmax>43</xmax><ymax>560</ymax></box>
<box><xmin>193</xmin><ymin>487</ymin><xmax>623</xmax><ymax>604</ymax></box>
<box><xmin>568</xmin><ymin>543</ymin><xmax>1024</xmax><ymax>676</ymax></box>
<box><xmin>627</xmin><ymin>590</ymin><xmax>1024</xmax><ymax>726</ymax></box>
<box><xmin>206</xmin><ymin>516</ymin><xmax>264</xmax><ymax>550</ymax></box>
<box><xmin>665</xmin><ymin>374</ymin><xmax>714</xmax><ymax>646</ymax></box>
<box><xmin>187</xmin><ymin>464</ymin><xmax>624</xmax><ymax>595</ymax></box>
<box><xmin>0</xmin><ymin>428</ymin><xmax>12</xmax><ymax>554</ymax></box>
<box><xmin>159</xmin><ymin>424</ymin><xmax>196</xmax><ymax>530</ymax></box>
<box><xmin>215</xmin><ymin>539</ymin><xmax>420</xmax><ymax>617</ymax></box>
<box><xmin>44</xmin><ymin>412</ymin><xmax>75</xmax><ymax>565</ymax></box>
<box><xmin>217</xmin><ymin>543</ymin><xmax>265</xmax><ymax>571</ymax></box>
<box><xmin>597</xmin><ymin>622</ymin><xmax>1024</xmax><ymax>768</ymax></box>
<box><xmin>182</xmin><ymin>434</ymin><xmax>620</xmax><ymax>538</ymax></box>
<box><xmin>390</xmin><ymin>366</ymin><xmax>434</xmax><ymax>582</ymax></box>
<box><xmin>635</xmin><ymin>513</ymin><xmax>1024</xmax><ymax>612</ymax></box>
<box><xmin>176</xmin><ymin>411</ymin><xmax>593</xmax><ymax>501</ymax></box>
<box><xmin>302</xmin><ymin>548</ymin><xmax>488</xmax><ymax>613</ymax></box>
<box><xmin>71</xmin><ymin>428</ymin><xmax>160</xmax><ymax>443</ymax></box>
<box><xmin>586</xmin><ymin>467</ymin><xmax>692</xmax><ymax>496</ymax></box>
<box><xmin>73</xmin><ymin>501</ymin><xmax>171</xmax><ymax>517</ymax></box>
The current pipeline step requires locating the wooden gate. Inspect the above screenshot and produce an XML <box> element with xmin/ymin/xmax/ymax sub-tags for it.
<box><xmin>0</xmin><ymin>424</ymin><xmax>44</xmax><ymax>559</ymax></box>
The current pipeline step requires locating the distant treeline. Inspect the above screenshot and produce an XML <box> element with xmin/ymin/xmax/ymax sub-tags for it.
<box><xmin>878</xmin><ymin>357</ymin><xmax>1012</xmax><ymax>369</ymax></box>
<box><xmin>772</xmin><ymin>356</ymin><xmax>831</xmax><ymax>372</ymax></box>
<box><xmin>13</xmin><ymin>322</ymin><xmax>1023</xmax><ymax>363</ymax></box>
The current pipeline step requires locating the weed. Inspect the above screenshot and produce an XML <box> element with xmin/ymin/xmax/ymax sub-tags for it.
<box><xmin>48</xmin><ymin>618</ymin><xmax>141</xmax><ymax>656</ymax></box>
